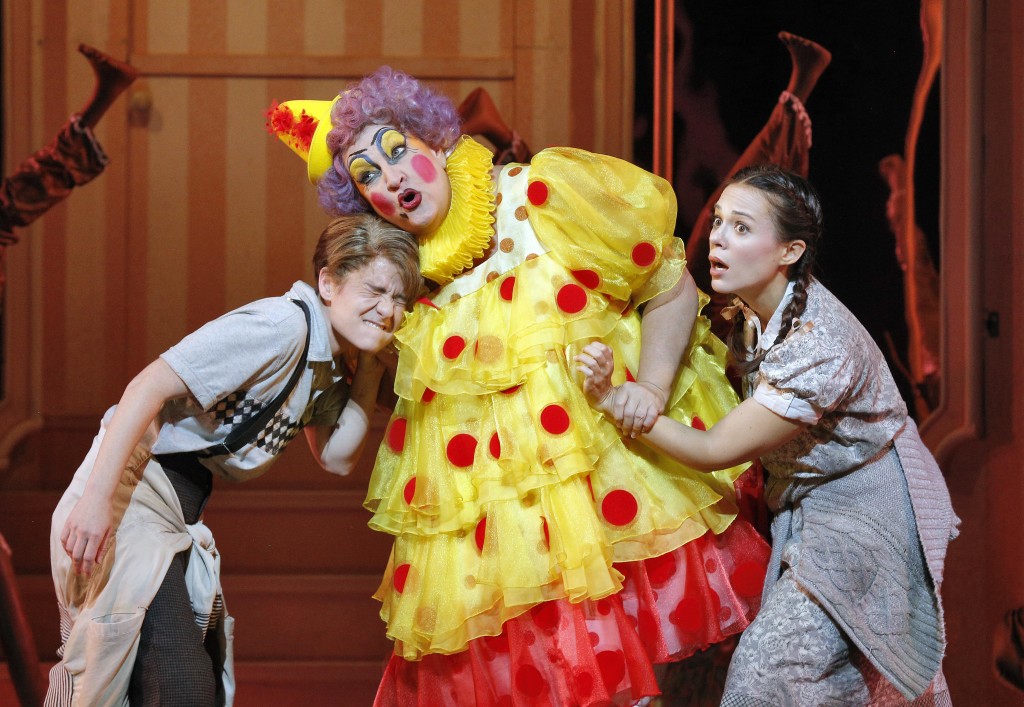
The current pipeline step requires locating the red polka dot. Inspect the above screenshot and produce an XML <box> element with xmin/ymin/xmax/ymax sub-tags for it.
<box><xmin>393</xmin><ymin>564</ymin><xmax>411</xmax><ymax>593</ymax></box>
<box><xmin>495</xmin><ymin>697</ymin><xmax>513</xmax><ymax>707</ymax></box>
<box><xmin>499</xmin><ymin>275</ymin><xmax>516</xmax><ymax>301</ymax></box>
<box><xmin>475</xmin><ymin>518</ymin><xmax>487</xmax><ymax>552</ymax></box>
<box><xmin>500</xmin><ymin>384</ymin><xmax>522</xmax><ymax>395</ymax></box>
<box><xmin>625</xmin><ymin>367</ymin><xmax>636</xmax><ymax>382</ymax></box>
<box><xmin>637</xmin><ymin>608</ymin><xmax>659</xmax><ymax>644</ymax></box>
<box><xmin>596</xmin><ymin>650</ymin><xmax>626</xmax><ymax>690</ymax></box>
<box><xmin>631</xmin><ymin>242</ymin><xmax>657</xmax><ymax>267</ymax></box>
<box><xmin>540</xmin><ymin>404</ymin><xmax>571</xmax><ymax>435</ymax></box>
<box><xmin>556</xmin><ymin>283</ymin><xmax>588</xmax><ymax>314</ymax></box>
<box><xmin>601</xmin><ymin>489</ymin><xmax>639</xmax><ymax>526</ymax></box>
<box><xmin>588</xmin><ymin>631</ymin><xmax>600</xmax><ymax>647</ymax></box>
<box><xmin>526</xmin><ymin>180</ymin><xmax>549</xmax><ymax>206</ymax></box>
<box><xmin>403</xmin><ymin>477</ymin><xmax>416</xmax><ymax>505</ymax></box>
<box><xmin>442</xmin><ymin>335</ymin><xmax>466</xmax><ymax>359</ymax></box>
<box><xmin>691</xmin><ymin>415</ymin><xmax>707</xmax><ymax>431</ymax></box>
<box><xmin>540</xmin><ymin>517</ymin><xmax>550</xmax><ymax>546</ymax></box>
<box><xmin>421</xmin><ymin>387</ymin><xmax>436</xmax><ymax>403</ymax></box>
<box><xmin>484</xmin><ymin>633</ymin><xmax>510</xmax><ymax>654</ymax></box>
<box><xmin>705</xmin><ymin>558</ymin><xmax>718</xmax><ymax>573</ymax></box>
<box><xmin>596</xmin><ymin>598</ymin><xmax>612</xmax><ymax>616</ymax></box>
<box><xmin>531</xmin><ymin>602</ymin><xmax>560</xmax><ymax>632</ymax></box>
<box><xmin>645</xmin><ymin>551</ymin><xmax>678</xmax><ymax>588</ymax></box>
<box><xmin>489</xmin><ymin>432</ymin><xmax>501</xmax><ymax>459</ymax></box>
<box><xmin>387</xmin><ymin>418</ymin><xmax>407</xmax><ymax>453</ymax></box>
<box><xmin>446</xmin><ymin>434</ymin><xmax>478</xmax><ymax>468</ymax></box>
<box><xmin>731</xmin><ymin>561</ymin><xmax>767</xmax><ymax>597</ymax></box>
<box><xmin>669</xmin><ymin>597</ymin><xmax>701</xmax><ymax>633</ymax></box>
<box><xmin>720</xmin><ymin>606</ymin><xmax>733</xmax><ymax>622</ymax></box>
<box><xmin>515</xmin><ymin>664</ymin><xmax>547</xmax><ymax>697</ymax></box>
<box><xmin>523</xmin><ymin>631</ymin><xmax>536</xmax><ymax>646</ymax></box>
<box><xmin>572</xmin><ymin>269</ymin><xmax>601</xmax><ymax>289</ymax></box>
<box><xmin>574</xmin><ymin>670</ymin><xmax>594</xmax><ymax>698</ymax></box>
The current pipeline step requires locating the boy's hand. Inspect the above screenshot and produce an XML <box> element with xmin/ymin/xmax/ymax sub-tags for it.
<box><xmin>372</xmin><ymin>343</ymin><xmax>399</xmax><ymax>378</ymax></box>
<box><xmin>576</xmin><ymin>342</ymin><xmax>616</xmax><ymax>416</ymax></box>
<box><xmin>358</xmin><ymin>348</ymin><xmax>387</xmax><ymax>378</ymax></box>
<box><xmin>61</xmin><ymin>492</ymin><xmax>113</xmax><ymax>577</ymax></box>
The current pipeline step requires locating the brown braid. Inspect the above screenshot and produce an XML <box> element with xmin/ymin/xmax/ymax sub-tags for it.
<box><xmin>772</xmin><ymin>254</ymin><xmax>812</xmax><ymax>346</ymax></box>
<box><xmin>722</xmin><ymin>165</ymin><xmax>823</xmax><ymax>377</ymax></box>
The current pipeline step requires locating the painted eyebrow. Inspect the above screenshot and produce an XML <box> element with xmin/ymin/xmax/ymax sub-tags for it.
<box><xmin>348</xmin><ymin>127</ymin><xmax>392</xmax><ymax>161</ymax></box>
<box><xmin>347</xmin><ymin>152</ymin><xmax>381</xmax><ymax>171</ymax></box>
<box><xmin>371</xmin><ymin>126</ymin><xmax>394</xmax><ymax>150</ymax></box>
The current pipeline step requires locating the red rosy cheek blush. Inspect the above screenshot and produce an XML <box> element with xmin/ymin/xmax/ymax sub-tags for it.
<box><xmin>411</xmin><ymin>154</ymin><xmax>438</xmax><ymax>182</ymax></box>
<box><xmin>370</xmin><ymin>193</ymin><xmax>395</xmax><ymax>216</ymax></box>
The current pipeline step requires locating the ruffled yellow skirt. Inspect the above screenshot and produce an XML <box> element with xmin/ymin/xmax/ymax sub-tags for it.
<box><xmin>365</xmin><ymin>248</ymin><xmax>749</xmax><ymax>661</ymax></box>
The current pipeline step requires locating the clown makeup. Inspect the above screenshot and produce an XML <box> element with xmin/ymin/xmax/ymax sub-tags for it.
<box><xmin>344</xmin><ymin>125</ymin><xmax>451</xmax><ymax>238</ymax></box>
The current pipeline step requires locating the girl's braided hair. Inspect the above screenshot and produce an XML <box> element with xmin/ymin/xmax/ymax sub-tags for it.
<box><xmin>725</xmin><ymin>164</ymin><xmax>824</xmax><ymax>375</ymax></box>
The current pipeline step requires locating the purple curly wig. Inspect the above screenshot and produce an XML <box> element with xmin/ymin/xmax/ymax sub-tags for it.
<box><xmin>318</xmin><ymin>66</ymin><xmax>462</xmax><ymax>216</ymax></box>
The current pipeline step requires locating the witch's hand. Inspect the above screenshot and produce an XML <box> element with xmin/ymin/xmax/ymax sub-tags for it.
<box><xmin>576</xmin><ymin>342</ymin><xmax>617</xmax><ymax>417</ymax></box>
<box><xmin>610</xmin><ymin>381</ymin><xmax>666</xmax><ymax>438</ymax></box>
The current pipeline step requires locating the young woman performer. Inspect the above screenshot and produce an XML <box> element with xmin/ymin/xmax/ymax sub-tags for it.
<box><xmin>579</xmin><ymin>165</ymin><xmax>958</xmax><ymax>705</ymax></box>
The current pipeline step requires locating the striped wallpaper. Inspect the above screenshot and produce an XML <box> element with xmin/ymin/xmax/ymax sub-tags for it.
<box><xmin>2</xmin><ymin>0</ymin><xmax>634</xmax><ymax>425</ymax></box>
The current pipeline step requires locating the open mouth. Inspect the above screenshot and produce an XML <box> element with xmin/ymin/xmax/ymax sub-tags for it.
<box><xmin>363</xmin><ymin>320</ymin><xmax>388</xmax><ymax>332</ymax></box>
<box><xmin>709</xmin><ymin>256</ymin><xmax>728</xmax><ymax>275</ymax></box>
<box><xmin>398</xmin><ymin>189</ymin><xmax>421</xmax><ymax>212</ymax></box>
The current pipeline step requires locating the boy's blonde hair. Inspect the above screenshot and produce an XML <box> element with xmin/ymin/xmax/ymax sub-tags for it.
<box><xmin>313</xmin><ymin>214</ymin><xmax>422</xmax><ymax>305</ymax></box>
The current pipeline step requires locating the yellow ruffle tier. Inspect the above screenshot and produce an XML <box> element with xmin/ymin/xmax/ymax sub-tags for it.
<box><xmin>364</xmin><ymin>147</ymin><xmax>748</xmax><ymax>660</ymax></box>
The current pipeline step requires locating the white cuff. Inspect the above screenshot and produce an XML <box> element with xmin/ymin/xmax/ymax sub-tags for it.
<box><xmin>753</xmin><ymin>380</ymin><xmax>821</xmax><ymax>425</ymax></box>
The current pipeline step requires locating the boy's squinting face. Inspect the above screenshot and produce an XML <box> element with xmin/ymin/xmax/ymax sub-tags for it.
<box><xmin>344</xmin><ymin>124</ymin><xmax>451</xmax><ymax>238</ymax></box>
<box><xmin>319</xmin><ymin>256</ymin><xmax>408</xmax><ymax>355</ymax></box>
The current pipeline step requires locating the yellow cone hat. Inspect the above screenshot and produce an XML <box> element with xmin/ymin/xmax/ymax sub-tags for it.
<box><xmin>265</xmin><ymin>98</ymin><xmax>338</xmax><ymax>184</ymax></box>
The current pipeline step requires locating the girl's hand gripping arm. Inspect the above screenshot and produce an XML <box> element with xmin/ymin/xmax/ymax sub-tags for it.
<box><xmin>578</xmin><ymin>342</ymin><xmax>804</xmax><ymax>470</ymax></box>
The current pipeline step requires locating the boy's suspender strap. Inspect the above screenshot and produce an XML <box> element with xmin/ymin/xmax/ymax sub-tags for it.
<box><xmin>196</xmin><ymin>298</ymin><xmax>311</xmax><ymax>458</ymax></box>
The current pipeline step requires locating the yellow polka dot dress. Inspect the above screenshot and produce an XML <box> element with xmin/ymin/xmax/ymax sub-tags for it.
<box><xmin>369</xmin><ymin>140</ymin><xmax>770</xmax><ymax>707</ymax></box>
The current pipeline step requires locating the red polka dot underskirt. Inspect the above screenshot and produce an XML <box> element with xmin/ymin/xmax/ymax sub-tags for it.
<box><xmin>373</xmin><ymin>518</ymin><xmax>770</xmax><ymax>706</ymax></box>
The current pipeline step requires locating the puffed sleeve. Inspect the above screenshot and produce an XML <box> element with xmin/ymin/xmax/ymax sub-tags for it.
<box><xmin>525</xmin><ymin>147</ymin><xmax>685</xmax><ymax>306</ymax></box>
<box><xmin>754</xmin><ymin>323</ymin><xmax>863</xmax><ymax>423</ymax></box>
